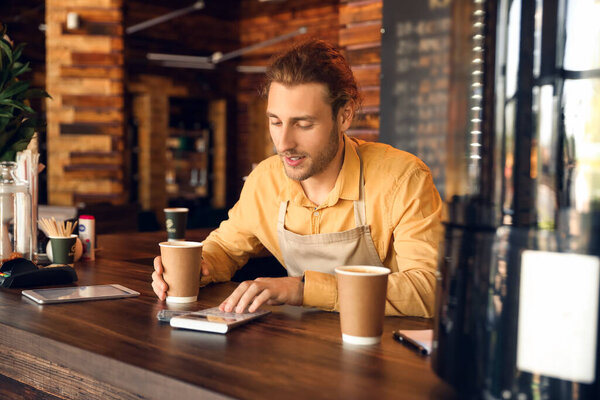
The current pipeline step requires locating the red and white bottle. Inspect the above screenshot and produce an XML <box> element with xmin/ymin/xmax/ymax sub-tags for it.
<box><xmin>78</xmin><ymin>215</ymin><xmax>95</xmax><ymax>261</ymax></box>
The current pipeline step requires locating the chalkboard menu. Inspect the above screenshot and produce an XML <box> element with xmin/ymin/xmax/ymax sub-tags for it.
<box><xmin>379</xmin><ymin>0</ymin><xmax>451</xmax><ymax>198</ymax></box>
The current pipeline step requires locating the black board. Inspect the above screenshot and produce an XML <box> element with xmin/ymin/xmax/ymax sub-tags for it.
<box><xmin>379</xmin><ymin>0</ymin><xmax>451</xmax><ymax>197</ymax></box>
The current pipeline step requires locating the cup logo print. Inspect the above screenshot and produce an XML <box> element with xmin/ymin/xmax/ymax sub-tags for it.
<box><xmin>69</xmin><ymin>242</ymin><xmax>76</xmax><ymax>256</ymax></box>
<box><xmin>166</xmin><ymin>218</ymin><xmax>175</xmax><ymax>233</ymax></box>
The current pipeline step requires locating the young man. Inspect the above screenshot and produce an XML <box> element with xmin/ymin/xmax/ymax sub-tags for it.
<box><xmin>152</xmin><ymin>39</ymin><xmax>442</xmax><ymax>317</ymax></box>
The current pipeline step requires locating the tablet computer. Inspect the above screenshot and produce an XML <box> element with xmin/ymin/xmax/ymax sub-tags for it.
<box><xmin>22</xmin><ymin>284</ymin><xmax>139</xmax><ymax>304</ymax></box>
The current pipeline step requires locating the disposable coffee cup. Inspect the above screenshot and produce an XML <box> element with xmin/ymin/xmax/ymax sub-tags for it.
<box><xmin>335</xmin><ymin>266</ymin><xmax>391</xmax><ymax>345</ymax></box>
<box><xmin>164</xmin><ymin>208</ymin><xmax>188</xmax><ymax>241</ymax></box>
<box><xmin>159</xmin><ymin>241</ymin><xmax>203</xmax><ymax>303</ymax></box>
<box><xmin>49</xmin><ymin>234</ymin><xmax>78</xmax><ymax>265</ymax></box>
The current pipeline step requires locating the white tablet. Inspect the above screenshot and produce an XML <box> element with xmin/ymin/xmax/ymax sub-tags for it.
<box><xmin>22</xmin><ymin>284</ymin><xmax>139</xmax><ymax>304</ymax></box>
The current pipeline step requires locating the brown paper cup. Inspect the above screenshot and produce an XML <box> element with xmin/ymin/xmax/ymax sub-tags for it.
<box><xmin>335</xmin><ymin>266</ymin><xmax>390</xmax><ymax>345</ymax></box>
<box><xmin>159</xmin><ymin>241</ymin><xmax>203</xmax><ymax>304</ymax></box>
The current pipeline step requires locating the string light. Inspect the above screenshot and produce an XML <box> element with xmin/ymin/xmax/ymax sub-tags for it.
<box><xmin>468</xmin><ymin>0</ymin><xmax>486</xmax><ymax>193</ymax></box>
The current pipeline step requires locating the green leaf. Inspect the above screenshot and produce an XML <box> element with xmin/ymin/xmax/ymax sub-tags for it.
<box><xmin>3</xmin><ymin>100</ymin><xmax>35</xmax><ymax>114</ymax></box>
<box><xmin>0</xmin><ymin>63</ymin><xmax>11</xmax><ymax>89</ymax></box>
<box><xmin>0</xmin><ymin>123</ymin><xmax>16</xmax><ymax>150</ymax></box>
<box><xmin>12</xmin><ymin>61</ymin><xmax>30</xmax><ymax>79</ymax></box>
<box><xmin>22</xmin><ymin>88</ymin><xmax>51</xmax><ymax>99</ymax></box>
<box><xmin>0</xmin><ymin>114</ymin><xmax>9</xmax><ymax>131</ymax></box>
<box><xmin>5</xmin><ymin>125</ymin><xmax>34</xmax><ymax>157</ymax></box>
<box><xmin>0</xmin><ymin>80</ymin><xmax>29</xmax><ymax>100</ymax></box>
<box><xmin>0</xmin><ymin>121</ymin><xmax>33</xmax><ymax>160</ymax></box>
<box><xmin>16</xmin><ymin>90</ymin><xmax>44</xmax><ymax>104</ymax></box>
<box><xmin>12</xmin><ymin>131</ymin><xmax>35</xmax><ymax>150</ymax></box>
<box><xmin>0</xmin><ymin>39</ymin><xmax>12</xmax><ymax>64</ymax></box>
<box><xmin>20</xmin><ymin>116</ymin><xmax>37</xmax><ymax>127</ymax></box>
<box><xmin>0</xmin><ymin>150</ymin><xmax>16</xmax><ymax>162</ymax></box>
<box><xmin>12</xmin><ymin>43</ymin><xmax>26</xmax><ymax>63</ymax></box>
<box><xmin>0</xmin><ymin>27</ymin><xmax>49</xmax><ymax>160</ymax></box>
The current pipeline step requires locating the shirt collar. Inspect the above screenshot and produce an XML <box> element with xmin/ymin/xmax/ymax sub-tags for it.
<box><xmin>283</xmin><ymin>134</ymin><xmax>360</xmax><ymax>207</ymax></box>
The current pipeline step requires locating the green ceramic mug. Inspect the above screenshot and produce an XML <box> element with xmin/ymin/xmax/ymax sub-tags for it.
<box><xmin>164</xmin><ymin>208</ymin><xmax>188</xmax><ymax>241</ymax></box>
<box><xmin>49</xmin><ymin>235</ymin><xmax>78</xmax><ymax>265</ymax></box>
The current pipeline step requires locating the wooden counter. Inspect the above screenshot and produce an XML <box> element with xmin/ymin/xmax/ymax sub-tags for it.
<box><xmin>0</xmin><ymin>230</ymin><xmax>456</xmax><ymax>400</ymax></box>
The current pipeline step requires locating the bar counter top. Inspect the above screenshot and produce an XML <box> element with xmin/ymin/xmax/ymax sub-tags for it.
<box><xmin>0</xmin><ymin>230</ymin><xmax>457</xmax><ymax>400</ymax></box>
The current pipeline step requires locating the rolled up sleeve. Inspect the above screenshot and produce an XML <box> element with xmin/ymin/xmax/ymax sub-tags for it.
<box><xmin>386</xmin><ymin>168</ymin><xmax>442</xmax><ymax>317</ymax></box>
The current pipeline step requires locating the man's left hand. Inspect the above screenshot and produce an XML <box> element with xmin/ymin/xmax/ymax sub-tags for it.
<box><xmin>219</xmin><ymin>276</ymin><xmax>304</xmax><ymax>313</ymax></box>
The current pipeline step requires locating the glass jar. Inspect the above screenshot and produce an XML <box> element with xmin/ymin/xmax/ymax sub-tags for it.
<box><xmin>0</xmin><ymin>161</ymin><xmax>32</xmax><ymax>264</ymax></box>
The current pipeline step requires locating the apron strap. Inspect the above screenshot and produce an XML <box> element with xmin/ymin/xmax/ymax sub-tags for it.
<box><xmin>353</xmin><ymin>147</ymin><xmax>367</xmax><ymax>227</ymax></box>
<box><xmin>278</xmin><ymin>200</ymin><xmax>289</xmax><ymax>228</ymax></box>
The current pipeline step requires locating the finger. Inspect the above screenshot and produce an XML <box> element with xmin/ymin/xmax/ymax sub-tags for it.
<box><xmin>218</xmin><ymin>299</ymin><xmax>227</xmax><ymax>311</ymax></box>
<box><xmin>235</xmin><ymin>282</ymin><xmax>266</xmax><ymax>313</ymax></box>
<box><xmin>151</xmin><ymin>274</ymin><xmax>166</xmax><ymax>294</ymax></box>
<box><xmin>248</xmin><ymin>289</ymin><xmax>272</xmax><ymax>313</ymax></box>
<box><xmin>151</xmin><ymin>270</ymin><xmax>168</xmax><ymax>290</ymax></box>
<box><xmin>218</xmin><ymin>294</ymin><xmax>232</xmax><ymax>312</ymax></box>
<box><xmin>152</xmin><ymin>284</ymin><xmax>166</xmax><ymax>301</ymax></box>
<box><xmin>221</xmin><ymin>281</ymin><xmax>251</xmax><ymax>313</ymax></box>
<box><xmin>266</xmin><ymin>299</ymin><xmax>284</xmax><ymax>306</ymax></box>
<box><xmin>153</xmin><ymin>256</ymin><xmax>163</xmax><ymax>274</ymax></box>
<box><xmin>200</xmin><ymin>259</ymin><xmax>210</xmax><ymax>276</ymax></box>
<box><xmin>151</xmin><ymin>278</ymin><xmax>167</xmax><ymax>301</ymax></box>
<box><xmin>151</xmin><ymin>271</ymin><xmax>168</xmax><ymax>298</ymax></box>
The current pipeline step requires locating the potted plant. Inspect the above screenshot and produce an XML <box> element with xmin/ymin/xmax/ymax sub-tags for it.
<box><xmin>0</xmin><ymin>23</ymin><xmax>50</xmax><ymax>262</ymax></box>
<box><xmin>0</xmin><ymin>23</ymin><xmax>50</xmax><ymax>161</ymax></box>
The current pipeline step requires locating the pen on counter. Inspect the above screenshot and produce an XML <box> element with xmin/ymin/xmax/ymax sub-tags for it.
<box><xmin>392</xmin><ymin>331</ymin><xmax>429</xmax><ymax>355</ymax></box>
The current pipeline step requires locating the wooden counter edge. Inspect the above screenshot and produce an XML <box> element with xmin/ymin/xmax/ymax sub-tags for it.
<box><xmin>0</xmin><ymin>322</ymin><xmax>231</xmax><ymax>400</ymax></box>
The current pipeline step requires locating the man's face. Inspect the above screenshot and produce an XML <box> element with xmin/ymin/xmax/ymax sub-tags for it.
<box><xmin>267</xmin><ymin>82</ymin><xmax>343</xmax><ymax>182</ymax></box>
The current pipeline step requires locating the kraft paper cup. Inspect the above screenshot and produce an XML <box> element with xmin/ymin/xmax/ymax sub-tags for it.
<box><xmin>164</xmin><ymin>208</ymin><xmax>189</xmax><ymax>242</ymax></box>
<box><xmin>159</xmin><ymin>241</ymin><xmax>203</xmax><ymax>303</ymax></box>
<box><xmin>49</xmin><ymin>234</ymin><xmax>78</xmax><ymax>265</ymax></box>
<box><xmin>335</xmin><ymin>266</ymin><xmax>390</xmax><ymax>345</ymax></box>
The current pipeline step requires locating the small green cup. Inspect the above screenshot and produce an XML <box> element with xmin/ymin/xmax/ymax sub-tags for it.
<box><xmin>50</xmin><ymin>235</ymin><xmax>78</xmax><ymax>265</ymax></box>
<box><xmin>164</xmin><ymin>208</ymin><xmax>189</xmax><ymax>241</ymax></box>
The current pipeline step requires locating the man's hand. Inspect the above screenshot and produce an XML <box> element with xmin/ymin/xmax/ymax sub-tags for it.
<box><xmin>151</xmin><ymin>256</ymin><xmax>210</xmax><ymax>301</ymax></box>
<box><xmin>219</xmin><ymin>277</ymin><xmax>304</xmax><ymax>313</ymax></box>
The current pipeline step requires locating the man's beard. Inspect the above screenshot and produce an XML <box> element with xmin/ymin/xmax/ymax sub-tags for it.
<box><xmin>279</xmin><ymin>124</ymin><xmax>341</xmax><ymax>182</ymax></box>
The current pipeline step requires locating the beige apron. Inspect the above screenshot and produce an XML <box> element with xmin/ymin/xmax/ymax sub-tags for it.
<box><xmin>277</xmin><ymin>148</ymin><xmax>385</xmax><ymax>277</ymax></box>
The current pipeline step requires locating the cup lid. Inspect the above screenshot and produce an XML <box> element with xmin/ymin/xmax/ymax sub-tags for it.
<box><xmin>48</xmin><ymin>234</ymin><xmax>78</xmax><ymax>239</ymax></box>
<box><xmin>159</xmin><ymin>241</ymin><xmax>203</xmax><ymax>248</ymax></box>
<box><xmin>335</xmin><ymin>266</ymin><xmax>391</xmax><ymax>276</ymax></box>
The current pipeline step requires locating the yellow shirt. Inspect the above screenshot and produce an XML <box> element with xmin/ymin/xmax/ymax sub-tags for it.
<box><xmin>202</xmin><ymin>135</ymin><xmax>443</xmax><ymax>317</ymax></box>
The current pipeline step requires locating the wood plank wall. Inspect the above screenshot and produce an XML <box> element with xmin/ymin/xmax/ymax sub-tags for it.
<box><xmin>234</xmin><ymin>0</ymin><xmax>383</xmax><ymax>194</ymax></box>
<box><xmin>234</xmin><ymin>0</ymin><xmax>341</xmax><ymax>194</ymax></box>
<box><xmin>208</xmin><ymin>100</ymin><xmax>228</xmax><ymax>209</ymax></box>
<box><xmin>339</xmin><ymin>0</ymin><xmax>382</xmax><ymax>142</ymax></box>
<box><xmin>128</xmin><ymin>76</ymin><xmax>188</xmax><ymax>220</ymax></box>
<box><xmin>46</xmin><ymin>0</ymin><xmax>125</xmax><ymax>206</ymax></box>
<box><xmin>43</xmin><ymin>0</ymin><xmax>386</xmax><ymax>208</ymax></box>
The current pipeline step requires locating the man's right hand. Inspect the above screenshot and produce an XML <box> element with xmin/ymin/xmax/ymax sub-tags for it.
<box><xmin>151</xmin><ymin>256</ymin><xmax>210</xmax><ymax>301</ymax></box>
<box><xmin>151</xmin><ymin>256</ymin><xmax>168</xmax><ymax>301</ymax></box>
